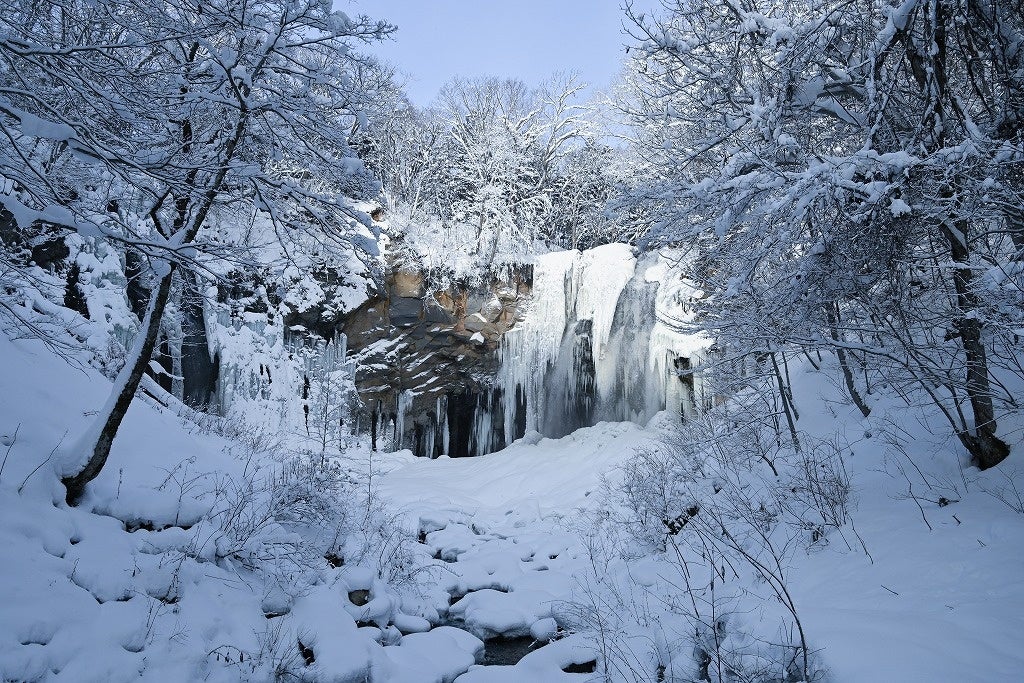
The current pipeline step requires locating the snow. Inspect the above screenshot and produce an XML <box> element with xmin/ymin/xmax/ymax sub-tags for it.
<box><xmin>2</xmin><ymin>275</ymin><xmax>1024</xmax><ymax>682</ymax></box>
<box><xmin>4</xmin><ymin>1</ymin><xmax>1021</xmax><ymax>677</ymax></box>
<box><xmin>12</xmin><ymin>107</ymin><xmax>76</xmax><ymax>142</ymax></box>
<box><xmin>289</xmin><ymin>587</ymin><xmax>373</xmax><ymax>681</ymax></box>
<box><xmin>372</xmin><ymin>361</ymin><xmax>1024</xmax><ymax>682</ymax></box>
<box><xmin>889</xmin><ymin>197</ymin><xmax>912</xmax><ymax>216</ymax></box>
<box><xmin>0</xmin><ymin>333</ymin><xmax>462</xmax><ymax>682</ymax></box>
<box><xmin>379</xmin><ymin>420</ymin><xmax>653</xmax><ymax>513</ymax></box>
<box><xmin>456</xmin><ymin>636</ymin><xmax>598</xmax><ymax>683</ymax></box>
<box><xmin>574</xmin><ymin>243</ymin><xmax>636</xmax><ymax>360</ymax></box>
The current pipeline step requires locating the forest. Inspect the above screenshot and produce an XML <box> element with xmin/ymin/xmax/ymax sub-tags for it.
<box><xmin>0</xmin><ymin>0</ymin><xmax>1022</xmax><ymax>681</ymax></box>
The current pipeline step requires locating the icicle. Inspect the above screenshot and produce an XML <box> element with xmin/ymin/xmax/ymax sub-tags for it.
<box><xmin>439</xmin><ymin>395</ymin><xmax>449</xmax><ymax>457</ymax></box>
<box><xmin>395</xmin><ymin>389</ymin><xmax>414</xmax><ymax>451</ymax></box>
<box><xmin>472</xmin><ymin>392</ymin><xmax>492</xmax><ymax>457</ymax></box>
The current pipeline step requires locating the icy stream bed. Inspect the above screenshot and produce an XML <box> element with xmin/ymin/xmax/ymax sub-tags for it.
<box><xmin>372</xmin><ymin>379</ymin><xmax>1024</xmax><ymax>683</ymax></box>
<box><xmin>370</xmin><ymin>420</ymin><xmax>663</xmax><ymax>681</ymax></box>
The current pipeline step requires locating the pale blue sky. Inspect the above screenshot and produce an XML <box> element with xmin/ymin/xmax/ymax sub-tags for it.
<box><xmin>343</xmin><ymin>1</ymin><xmax>658</xmax><ymax>106</ymax></box>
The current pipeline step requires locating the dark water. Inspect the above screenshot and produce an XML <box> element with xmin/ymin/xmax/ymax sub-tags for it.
<box><xmin>481</xmin><ymin>635</ymin><xmax>536</xmax><ymax>666</ymax></box>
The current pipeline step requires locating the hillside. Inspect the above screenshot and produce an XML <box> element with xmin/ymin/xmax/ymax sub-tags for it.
<box><xmin>2</xmin><ymin>324</ymin><xmax>1023</xmax><ymax>681</ymax></box>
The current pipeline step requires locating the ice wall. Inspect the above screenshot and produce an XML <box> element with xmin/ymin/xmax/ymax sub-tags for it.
<box><xmin>201</xmin><ymin>243</ymin><xmax>707</xmax><ymax>458</ymax></box>
<box><xmin>493</xmin><ymin>243</ymin><xmax>709</xmax><ymax>447</ymax></box>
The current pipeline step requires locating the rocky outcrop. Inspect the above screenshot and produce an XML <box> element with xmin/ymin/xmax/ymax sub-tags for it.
<box><xmin>193</xmin><ymin>255</ymin><xmax>531</xmax><ymax>456</ymax></box>
<box><xmin>197</xmin><ymin>244</ymin><xmax>704</xmax><ymax>459</ymax></box>
<box><xmin>340</xmin><ymin>267</ymin><xmax>533</xmax><ymax>456</ymax></box>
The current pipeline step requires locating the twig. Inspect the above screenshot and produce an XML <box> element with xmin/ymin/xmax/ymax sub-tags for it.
<box><xmin>19</xmin><ymin>431</ymin><xmax>66</xmax><ymax>494</ymax></box>
<box><xmin>850</xmin><ymin>519</ymin><xmax>874</xmax><ymax>564</ymax></box>
<box><xmin>893</xmin><ymin>460</ymin><xmax>933</xmax><ymax>531</ymax></box>
<box><xmin>0</xmin><ymin>423</ymin><xmax>20</xmax><ymax>481</ymax></box>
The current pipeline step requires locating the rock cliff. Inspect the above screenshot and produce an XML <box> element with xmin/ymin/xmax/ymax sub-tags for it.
<box><xmin>340</xmin><ymin>266</ymin><xmax>533</xmax><ymax>456</ymax></box>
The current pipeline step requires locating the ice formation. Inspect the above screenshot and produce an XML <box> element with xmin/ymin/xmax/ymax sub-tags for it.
<box><xmin>493</xmin><ymin>244</ymin><xmax>709</xmax><ymax>446</ymax></box>
<box><xmin>203</xmin><ymin>243</ymin><xmax>707</xmax><ymax>458</ymax></box>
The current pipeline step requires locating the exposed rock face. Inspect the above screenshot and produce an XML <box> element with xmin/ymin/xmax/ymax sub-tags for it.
<box><xmin>340</xmin><ymin>267</ymin><xmax>533</xmax><ymax>456</ymax></box>
<box><xmin>194</xmin><ymin>245</ymin><xmax>705</xmax><ymax>459</ymax></box>
<box><xmin>192</xmin><ymin>257</ymin><xmax>513</xmax><ymax>456</ymax></box>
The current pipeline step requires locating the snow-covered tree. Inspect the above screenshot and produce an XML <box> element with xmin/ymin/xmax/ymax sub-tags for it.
<box><xmin>0</xmin><ymin>0</ymin><xmax>393</xmax><ymax>502</ymax></box>
<box><xmin>621</xmin><ymin>0</ymin><xmax>1023</xmax><ymax>468</ymax></box>
<box><xmin>381</xmin><ymin>73</ymin><xmax>602</xmax><ymax>274</ymax></box>
<box><xmin>544</xmin><ymin>138</ymin><xmax>625</xmax><ymax>250</ymax></box>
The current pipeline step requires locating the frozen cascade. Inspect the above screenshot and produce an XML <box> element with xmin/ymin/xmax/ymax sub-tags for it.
<box><xmin>495</xmin><ymin>250</ymin><xmax>578</xmax><ymax>440</ymax></box>
<box><xmin>490</xmin><ymin>243</ymin><xmax>710</xmax><ymax>448</ymax></box>
<box><xmin>395</xmin><ymin>389</ymin><xmax>415</xmax><ymax>450</ymax></box>
<box><xmin>188</xmin><ymin>238</ymin><xmax>704</xmax><ymax>459</ymax></box>
<box><xmin>599</xmin><ymin>277</ymin><xmax>662</xmax><ymax>427</ymax></box>
<box><xmin>574</xmin><ymin>244</ymin><xmax>637</xmax><ymax>369</ymax></box>
<box><xmin>338</xmin><ymin>243</ymin><xmax>707</xmax><ymax>459</ymax></box>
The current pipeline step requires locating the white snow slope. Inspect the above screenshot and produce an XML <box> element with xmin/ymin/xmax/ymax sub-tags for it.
<box><xmin>0</xmin><ymin>332</ymin><xmax>475</xmax><ymax>683</ymax></box>
<box><xmin>374</xmin><ymin>364</ymin><xmax>1024</xmax><ymax>682</ymax></box>
<box><xmin>2</xmin><ymin>326</ymin><xmax>1024</xmax><ymax>682</ymax></box>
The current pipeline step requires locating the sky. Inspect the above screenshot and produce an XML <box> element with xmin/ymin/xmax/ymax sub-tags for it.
<box><xmin>343</xmin><ymin>1</ymin><xmax>658</xmax><ymax>107</ymax></box>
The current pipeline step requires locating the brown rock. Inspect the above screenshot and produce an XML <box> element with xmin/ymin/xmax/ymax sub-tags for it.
<box><xmin>391</xmin><ymin>269</ymin><xmax>424</xmax><ymax>298</ymax></box>
<box><xmin>433</xmin><ymin>291</ymin><xmax>456</xmax><ymax>314</ymax></box>
<box><xmin>479</xmin><ymin>295</ymin><xmax>504</xmax><ymax>322</ymax></box>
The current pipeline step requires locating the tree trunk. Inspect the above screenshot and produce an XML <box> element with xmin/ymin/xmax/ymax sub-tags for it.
<box><xmin>62</xmin><ymin>264</ymin><xmax>176</xmax><ymax>504</ymax></box>
<box><xmin>1006</xmin><ymin>203</ymin><xmax>1024</xmax><ymax>261</ymax></box>
<box><xmin>769</xmin><ymin>352</ymin><xmax>801</xmax><ymax>452</ymax></box>
<box><xmin>908</xmin><ymin>3</ymin><xmax>1011</xmax><ymax>469</ymax></box>
<box><xmin>827</xmin><ymin>304</ymin><xmax>871</xmax><ymax>418</ymax></box>
<box><xmin>940</xmin><ymin>219</ymin><xmax>1011</xmax><ymax>469</ymax></box>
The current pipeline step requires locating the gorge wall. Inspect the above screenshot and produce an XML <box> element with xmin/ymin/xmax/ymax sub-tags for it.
<box><xmin>7</xmin><ymin>222</ymin><xmax>706</xmax><ymax>459</ymax></box>
<box><xmin>340</xmin><ymin>264</ymin><xmax>534</xmax><ymax>457</ymax></box>
<box><xmin>338</xmin><ymin>243</ymin><xmax>709</xmax><ymax>458</ymax></box>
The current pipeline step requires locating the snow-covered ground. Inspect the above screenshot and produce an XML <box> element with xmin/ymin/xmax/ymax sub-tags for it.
<box><xmin>2</xmin><ymin>325</ymin><xmax>1023</xmax><ymax>682</ymax></box>
<box><xmin>0</xmin><ymin>331</ymin><xmax>473</xmax><ymax>683</ymax></box>
<box><xmin>374</xmin><ymin>394</ymin><xmax>1024</xmax><ymax>681</ymax></box>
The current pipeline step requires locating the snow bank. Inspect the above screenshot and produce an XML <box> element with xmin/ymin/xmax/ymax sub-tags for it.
<box><xmin>0</xmin><ymin>333</ymin><xmax>474</xmax><ymax>683</ymax></box>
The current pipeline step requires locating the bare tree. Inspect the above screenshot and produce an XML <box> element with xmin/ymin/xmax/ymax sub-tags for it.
<box><xmin>621</xmin><ymin>0</ymin><xmax>1023</xmax><ymax>469</ymax></box>
<box><xmin>0</xmin><ymin>0</ymin><xmax>393</xmax><ymax>502</ymax></box>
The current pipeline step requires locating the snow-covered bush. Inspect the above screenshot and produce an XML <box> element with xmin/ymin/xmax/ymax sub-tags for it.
<box><xmin>575</xmin><ymin>409</ymin><xmax>844</xmax><ymax>682</ymax></box>
<box><xmin>203</xmin><ymin>285</ymin><xmax>364</xmax><ymax>455</ymax></box>
<box><xmin>780</xmin><ymin>438</ymin><xmax>857</xmax><ymax>550</ymax></box>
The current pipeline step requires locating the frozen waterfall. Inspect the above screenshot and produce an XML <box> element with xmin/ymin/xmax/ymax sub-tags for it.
<box><xmin>204</xmin><ymin>243</ymin><xmax>709</xmax><ymax>459</ymax></box>
<box><xmin>488</xmin><ymin>243</ymin><xmax>709</xmax><ymax>449</ymax></box>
